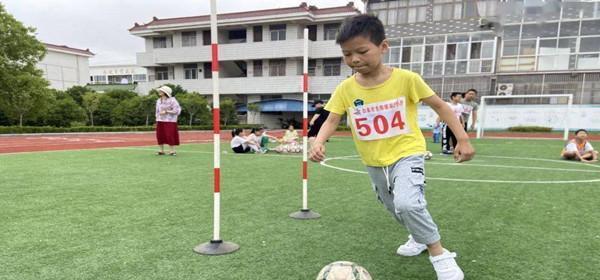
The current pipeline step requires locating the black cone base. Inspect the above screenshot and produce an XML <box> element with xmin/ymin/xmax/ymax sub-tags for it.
<box><xmin>193</xmin><ymin>240</ymin><xmax>239</xmax><ymax>255</ymax></box>
<box><xmin>289</xmin><ymin>209</ymin><xmax>321</xmax><ymax>219</ymax></box>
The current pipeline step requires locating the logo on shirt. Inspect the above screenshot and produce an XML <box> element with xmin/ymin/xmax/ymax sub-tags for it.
<box><xmin>353</xmin><ymin>99</ymin><xmax>365</xmax><ymax>115</ymax></box>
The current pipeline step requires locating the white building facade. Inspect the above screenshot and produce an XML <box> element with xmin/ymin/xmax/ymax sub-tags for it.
<box><xmin>37</xmin><ymin>43</ymin><xmax>94</xmax><ymax>90</ymax></box>
<box><xmin>89</xmin><ymin>64</ymin><xmax>148</xmax><ymax>85</ymax></box>
<box><xmin>129</xmin><ymin>2</ymin><xmax>360</xmax><ymax>127</ymax></box>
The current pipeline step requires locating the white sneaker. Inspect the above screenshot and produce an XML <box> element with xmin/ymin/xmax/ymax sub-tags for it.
<box><xmin>396</xmin><ymin>235</ymin><xmax>427</xmax><ymax>256</ymax></box>
<box><xmin>430</xmin><ymin>249</ymin><xmax>464</xmax><ymax>280</ymax></box>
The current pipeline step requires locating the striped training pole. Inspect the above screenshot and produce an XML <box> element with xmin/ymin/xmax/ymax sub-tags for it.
<box><xmin>289</xmin><ymin>28</ymin><xmax>320</xmax><ymax>220</ymax></box>
<box><xmin>194</xmin><ymin>0</ymin><xmax>239</xmax><ymax>255</ymax></box>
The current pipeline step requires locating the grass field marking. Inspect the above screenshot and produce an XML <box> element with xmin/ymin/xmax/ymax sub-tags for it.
<box><xmin>320</xmin><ymin>155</ymin><xmax>600</xmax><ymax>184</ymax></box>
<box><xmin>116</xmin><ymin>146</ymin><xmax>303</xmax><ymax>159</ymax></box>
<box><xmin>477</xmin><ymin>155</ymin><xmax>600</xmax><ymax>170</ymax></box>
<box><xmin>331</xmin><ymin>156</ymin><xmax>599</xmax><ymax>173</ymax></box>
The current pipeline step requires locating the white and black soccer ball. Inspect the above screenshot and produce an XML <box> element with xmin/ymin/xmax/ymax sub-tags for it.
<box><xmin>424</xmin><ymin>151</ymin><xmax>433</xmax><ymax>160</ymax></box>
<box><xmin>316</xmin><ymin>261</ymin><xmax>372</xmax><ymax>280</ymax></box>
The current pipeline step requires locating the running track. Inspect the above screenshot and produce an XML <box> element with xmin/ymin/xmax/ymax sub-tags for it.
<box><xmin>0</xmin><ymin>131</ymin><xmax>597</xmax><ymax>154</ymax></box>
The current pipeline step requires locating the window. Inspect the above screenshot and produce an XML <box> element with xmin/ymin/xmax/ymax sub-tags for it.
<box><xmin>411</xmin><ymin>46</ymin><xmax>423</xmax><ymax>62</ymax></box>
<box><xmin>182</xmin><ymin>31</ymin><xmax>197</xmax><ymax>47</ymax></box>
<box><xmin>307</xmin><ymin>25</ymin><xmax>317</xmax><ymax>41</ymax></box>
<box><xmin>269</xmin><ymin>59</ymin><xmax>286</xmax><ymax>76</ymax></box>
<box><xmin>155</xmin><ymin>67</ymin><xmax>169</xmax><ymax>80</ymax></box>
<box><xmin>203</xmin><ymin>30</ymin><xmax>211</xmax><ymax>45</ymax></box>
<box><xmin>560</xmin><ymin>21</ymin><xmax>580</xmax><ymax>37</ymax></box>
<box><xmin>580</xmin><ymin>37</ymin><xmax>600</xmax><ymax>53</ymax></box>
<box><xmin>253</xmin><ymin>60</ymin><xmax>263</xmax><ymax>77</ymax></box>
<box><xmin>153</xmin><ymin>37</ymin><xmax>167</xmax><ymax>49</ymax></box>
<box><xmin>228</xmin><ymin>29</ymin><xmax>246</xmax><ymax>43</ymax></box>
<box><xmin>481</xmin><ymin>41</ymin><xmax>494</xmax><ymax>58</ymax></box>
<box><xmin>133</xmin><ymin>74</ymin><xmax>146</xmax><ymax>81</ymax></box>
<box><xmin>253</xmin><ymin>26</ymin><xmax>263</xmax><ymax>42</ymax></box>
<box><xmin>324</xmin><ymin>24</ymin><xmax>340</xmax><ymax>40</ymax></box>
<box><xmin>308</xmin><ymin>60</ymin><xmax>316</xmax><ymax>76</ymax></box>
<box><xmin>203</xmin><ymin>63</ymin><xmax>212</xmax><ymax>79</ymax></box>
<box><xmin>270</xmin><ymin>24</ymin><xmax>286</xmax><ymax>41</ymax></box>
<box><xmin>323</xmin><ymin>59</ymin><xmax>341</xmax><ymax>76</ymax></box>
<box><xmin>93</xmin><ymin>75</ymin><xmax>106</xmax><ymax>83</ymax></box>
<box><xmin>519</xmin><ymin>40</ymin><xmax>536</xmax><ymax>55</ymax></box>
<box><xmin>581</xmin><ymin>20</ymin><xmax>600</xmax><ymax>36</ymax></box>
<box><xmin>502</xmin><ymin>40</ymin><xmax>519</xmax><ymax>56</ymax></box>
<box><xmin>457</xmin><ymin>43</ymin><xmax>468</xmax><ymax>60</ymax></box>
<box><xmin>446</xmin><ymin>44</ymin><xmax>456</xmax><ymax>60</ymax></box>
<box><xmin>184</xmin><ymin>63</ymin><xmax>198</xmax><ymax>80</ymax></box>
<box><xmin>470</xmin><ymin>42</ymin><xmax>481</xmax><ymax>59</ymax></box>
<box><xmin>402</xmin><ymin>47</ymin><xmax>411</xmax><ymax>63</ymax></box>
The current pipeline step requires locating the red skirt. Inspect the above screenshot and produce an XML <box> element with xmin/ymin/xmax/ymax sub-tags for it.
<box><xmin>156</xmin><ymin>121</ymin><xmax>180</xmax><ymax>145</ymax></box>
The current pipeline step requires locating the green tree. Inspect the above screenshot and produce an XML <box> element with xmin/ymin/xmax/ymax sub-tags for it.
<box><xmin>219</xmin><ymin>98</ymin><xmax>238</xmax><ymax>126</ymax></box>
<box><xmin>0</xmin><ymin>73</ymin><xmax>50</xmax><ymax>126</ymax></box>
<box><xmin>111</xmin><ymin>96</ymin><xmax>145</xmax><ymax>126</ymax></box>
<box><xmin>0</xmin><ymin>3</ymin><xmax>48</xmax><ymax>126</ymax></box>
<box><xmin>162</xmin><ymin>83</ymin><xmax>187</xmax><ymax>96</ymax></box>
<box><xmin>82</xmin><ymin>92</ymin><xmax>100</xmax><ymax>126</ymax></box>
<box><xmin>141</xmin><ymin>94</ymin><xmax>157</xmax><ymax>126</ymax></box>
<box><xmin>179</xmin><ymin>92</ymin><xmax>209</xmax><ymax>126</ymax></box>
<box><xmin>94</xmin><ymin>94</ymin><xmax>119</xmax><ymax>126</ymax></box>
<box><xmin>45</xmin><ymin>95</ymin><xmax>87</xmax><ymax>127</ymax></box>
<box><xmin>65</xmin><ymin>86</ymin><xmax>89</xmax><ymax>106</ymax></box>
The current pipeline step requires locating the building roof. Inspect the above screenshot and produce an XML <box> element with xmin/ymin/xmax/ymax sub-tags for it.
<box><xmin>44</xmin><ymin>43</ymin><xmax>94</xmax><ymax>57</ymax></box>
<box><xmin>129</xmin><ymin>2</ymin><xmax>359</xmax><ymax>32</ymax></box>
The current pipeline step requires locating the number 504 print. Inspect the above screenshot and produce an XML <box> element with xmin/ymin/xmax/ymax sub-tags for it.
<box><xmin>349</xmin><ymin>97</ymin><xmax>411</xmax><ymax>141</ymax></box>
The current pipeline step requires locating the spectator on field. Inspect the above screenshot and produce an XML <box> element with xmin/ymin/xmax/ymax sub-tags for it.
<box><xmin>281</xmin><ymin>124</ymin><xmax>299</xmax><ymax>144</ymax></box>
<box><xmin>155</xmin><ymin>85</ymin><xmax>181</xmax><ymax>156</ymax></box>
<box><xmin>231</xmin><ymin>128</ymin><xmax>251</xmax><ymax>153</ymax></box>
<box><xmin>561</xmin><ymin>129</ymin><xmax>598</xmax><ymax>163</ymax></box>
<box><xmin>308</xmin><ymin>100</ymin><xmax>330</xmax><ymax>145</ymax></box>
<box><xmin>247</xmin><ymin>128</ymin><xmax>267</xmax><ymax>153</ymax></box>
<box><xmin>461</xmin><ymin>89</ymin><xmax>479</xmax><ymax>131</ymax></box>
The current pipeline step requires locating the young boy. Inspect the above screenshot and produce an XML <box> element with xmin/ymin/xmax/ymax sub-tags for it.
<box><xmin>437</xmin><ymin>92</ymin><xmax>465</xmax><ymax>154</ymax></box>
<box><xmin>461</xmin><ymin>89</ymin><xmax>479</xmax><ymax>131</ymax></box>
<box><xmin>309</xmin><ymin>15</ymin><xmax>474</xmax><ymax>280</ymax></box>
<box><xmin>561</xmin><ymin>129</ymin><xmax>598</xmax><ymax>163</ymax></box>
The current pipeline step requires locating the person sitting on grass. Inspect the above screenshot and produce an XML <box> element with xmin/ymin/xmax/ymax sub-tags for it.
<box><xmin>230</xmin><ymin>128</ymin><xmax>251</xmax><ymax>153</ymax></box>
<box><xmin>246</xmin><ymin>128</ymin><xmax>267</xmax><ymax>154</ymax></box>
<box><xmin>561</xmin><ymin>129</ymin><xmax>598</xmax><ymax>163</ymax></box>
<box><xmin>256</xmin><ymin>127</ymin><xmax>278</xmax><ymax>150</ymax></box>
<box><xmin>274</xmin><ymin>125</ymin><xmax>302</xmax><ymax>153</ymax></box>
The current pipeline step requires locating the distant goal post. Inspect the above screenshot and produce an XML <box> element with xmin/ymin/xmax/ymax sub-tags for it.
<box><xmin>476</xmin><ymin>94</ymin><xmax>573</xmax><ymax>141</ymax></box>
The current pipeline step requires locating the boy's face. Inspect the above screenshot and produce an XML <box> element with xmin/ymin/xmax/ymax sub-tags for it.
<box><xmin>451</xmin><ymin>95</ymin><xmax>461</xmax><ymax>102</ymax></box>
<box><xmin>340</xmin><ymin>35</ymin><xmax>388</xmax><ymax>75</ymax></box>
<box><xmin>465</xmin><ymin>91</ymin><xmax>476</xmax><ymax>101</ymax></box>
<box><xmin>576</xmin><ymin>131</ymin><xmax>588</xmax><ymax>140</ymax></box>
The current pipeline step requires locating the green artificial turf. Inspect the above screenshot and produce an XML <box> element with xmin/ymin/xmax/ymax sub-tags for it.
<box><xmin>1</xmin><ymin>137</ymin><xmax>599</xmax><ymax>279</ymax></box>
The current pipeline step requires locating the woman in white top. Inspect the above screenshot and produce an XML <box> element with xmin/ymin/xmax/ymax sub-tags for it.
<box><xmin>230</xmin><ymin>128</ymin><xmax>251</xmax><ymax>153</ymax></box>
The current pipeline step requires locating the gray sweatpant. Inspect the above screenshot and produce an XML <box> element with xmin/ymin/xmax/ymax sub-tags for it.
<box><xmin>366</xmin><ymin>155</ymin><xmax>441</xmax><ymax>245</ymax></box>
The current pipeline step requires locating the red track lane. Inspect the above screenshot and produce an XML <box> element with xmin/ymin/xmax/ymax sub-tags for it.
<box><xmin>0</xmin><ymin>131</ymin><xmax>597</xmax><ymax>154</ymax></box>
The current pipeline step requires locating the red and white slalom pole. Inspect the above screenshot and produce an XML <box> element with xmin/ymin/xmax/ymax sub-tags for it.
<box><xmin>290</xmin><ymin>28</ymin><xmax>320</xmax><ymax>220</ymax></box>
<box><xmin>194</xmin><ymin>0</ymin><xmax>239</xmax><ymax>254</ymax></box>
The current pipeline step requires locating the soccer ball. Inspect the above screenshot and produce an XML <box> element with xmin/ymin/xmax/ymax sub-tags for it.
<box><xmin>424</xmin><ymin>151</ymin><xmax>433</xmax><ymax>160</ymax></box>
<box><xmin>316</xmin><ymin>261</ymin><xmax>372</xmax><ymax>280</ymax></box>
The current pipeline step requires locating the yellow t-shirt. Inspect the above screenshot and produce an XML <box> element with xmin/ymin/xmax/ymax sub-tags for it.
<box><xmin>325</xmin><ymin>68</ymin><xmax>434</xmax><ymax>167</ymax></box>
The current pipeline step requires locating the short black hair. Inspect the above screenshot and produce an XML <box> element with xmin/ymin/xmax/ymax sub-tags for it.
<box><xmin>575</xmin><ymin>129</ymin><xmax>588</xmax><ymax>135</ymax></box>
<box><xmin>450</xmin><ymin>92</ymin><xmax>462</xmax><ymax>99</ymax></box>
<box><xmin>462</xmin><ymin>89</ymin><xmax>478</xmax><ymax>98</ymax></box>
<box><xmin>231</xmin><ymin>128</ymin><xmax>242</xmax><ymax>137</ymax></box>
<box><xmin>336</xmin><ymin>14</ymin><xmax>386</xmax><ymax>45</ymax></box>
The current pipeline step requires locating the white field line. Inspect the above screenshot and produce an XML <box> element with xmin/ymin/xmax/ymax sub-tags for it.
<box><xmin>320</xmin><ymin>155</ymin><xmax>600</xmax><ymax>184</ymax></box>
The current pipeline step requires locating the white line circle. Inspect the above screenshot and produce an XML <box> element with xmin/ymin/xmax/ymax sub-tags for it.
<box><xmin>320</xmin><ymin>155</ymin><xmax>600</xmax><ymax>184</ymax></box>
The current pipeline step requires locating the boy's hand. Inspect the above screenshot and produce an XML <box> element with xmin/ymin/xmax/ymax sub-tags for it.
<box><xmin>309</xmin><ymin>142</ymin><xmax>326</xmax><ymax>162</ymax></box>
<box><xmin>454</xmin><ymin>140</ymin><xmax>475</xmax><ymax>163</ymax></box>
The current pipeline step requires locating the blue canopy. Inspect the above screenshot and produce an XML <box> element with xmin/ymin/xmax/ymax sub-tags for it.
<box><xmin>237</xmin><ymin>99</ymin><xmax>316</xmax><ymax>113</ymax></box>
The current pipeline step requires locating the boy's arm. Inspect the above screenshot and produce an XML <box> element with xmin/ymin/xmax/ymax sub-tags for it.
<box><xmin>309</xmin><ymin>113</ymin><xmax>342</xmax><ymax>162</ymax></box>
<box><xmin>470</xmin><ymin>110</ymin><xmax>478</xmax><ymax>130</ymax></box>
<box><xmin>422</xmin><ymin>95</ymin><xmax>475</xmax><ymax>162</ymax></box>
